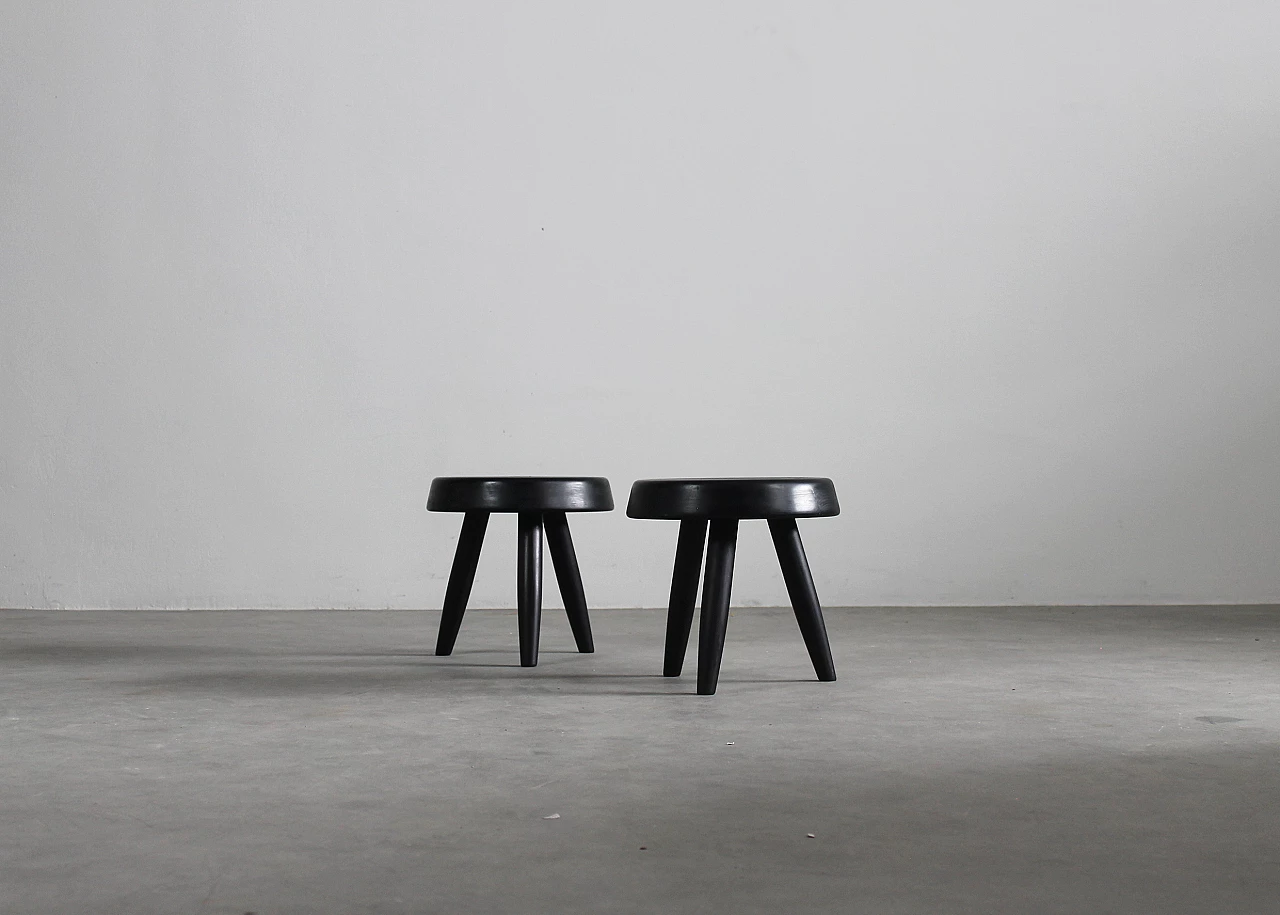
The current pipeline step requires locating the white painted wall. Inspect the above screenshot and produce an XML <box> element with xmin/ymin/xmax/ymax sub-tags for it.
<box><xmin>3</xmin><ymin>2</ymin><xmax>1279</xmax><ymax>610</ymax></box>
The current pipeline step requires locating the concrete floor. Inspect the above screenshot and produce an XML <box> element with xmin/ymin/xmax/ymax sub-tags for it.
<box><xmin>1</xmin><ymin>606</ymin><xmax>1278</xmax><ymax>915</ymax></box>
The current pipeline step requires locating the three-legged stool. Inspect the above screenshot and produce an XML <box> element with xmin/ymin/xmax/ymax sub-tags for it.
<box><xmin>627</xmin><ymin>478</ymin><xmax>839</xmax><ymax>695</ymax></box>
<box><xmin>427</xmin><ymin>476</ymin><xmax>613</xmax><ymax>666</ymax></box>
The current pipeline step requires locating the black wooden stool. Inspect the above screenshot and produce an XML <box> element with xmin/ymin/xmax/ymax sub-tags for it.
<box><xmin>427</xmin><ymin>477</ymin><xmax>613</xmax><ymax>667</ymax></box>
<box><xmin>627</xmin><ymin>478</ymin><xmax>839</xmax><ymax>695</ymax></box>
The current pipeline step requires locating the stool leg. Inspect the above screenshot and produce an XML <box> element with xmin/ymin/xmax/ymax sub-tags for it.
<box><xmin>664</xmin><ymin>519</ymin><xmax>707</xmax><ymax>676</ymax></box>
<box><xmin>544</xmin><ymin>511</ymin><xmax>594</xmax><ymax>653</ymax></box>
<box><xmin>517</xmin><ymin>511</ymin><xmax>544</xmax><ymax>667</ymax></box>
<box><xmin>436</xmin><ymin>511</ymin><xmax>490</xmax><ymax>656</ymax></box>
<box><xmin>697</xmin><ymin>518</ymin><xmax>738</xmax><ymax>695</ymax></box>
<box><xmin>769</xmin><ymin>517</ymin><xmax>837</xmax><ymax>682</ymax></box>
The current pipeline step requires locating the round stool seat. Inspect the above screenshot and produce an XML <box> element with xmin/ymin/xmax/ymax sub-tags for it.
<box><xmin>627</xmin><ymin>477</ymin><xmax>839</xmax><ymax>520</ymax></box>
<box><xmin>428</xmin><ymin>476</ymin><xmax>614</xmax><ymax>513</ymax></box>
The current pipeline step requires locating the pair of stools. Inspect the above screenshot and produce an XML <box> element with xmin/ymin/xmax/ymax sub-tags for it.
<box><xmin>427</xmin><ymin>476</ymin><xmax>839</xmax><ymax>695</ymax></box>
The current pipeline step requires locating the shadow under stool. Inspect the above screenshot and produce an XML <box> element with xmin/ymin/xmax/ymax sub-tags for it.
<box><xmin>427</xmin><ymin>476</ymin><xmax>614</xmax><ymax>666</ymax></box>
<box><xmin>627</xmin><ymin>478</ymin><xmax>839</xmax><ymax>695</ymax></box>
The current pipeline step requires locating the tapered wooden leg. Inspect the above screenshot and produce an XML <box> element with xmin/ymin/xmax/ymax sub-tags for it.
<box><xmin>664</xmin><ymin>519</ymin><xmax>707</xmax><ymax>676</ymax></box>
<box><xmin>544</xmin><ymin>511</ymin><xmax>594</xmax><ymax>653</ymax></box>
<box><xmin>517</xmin><ymin>511</ymin><xmax>544</xmax><ymax>667</ymax></box>
<box><xmin>697</xmin><ymin>518</ymin><xmax>738</xmax><ymax>695</ymax></box>
<box><xmin>436</xmin><ymin>511</ymin><xmax>490</xmax><ymax>656</ymax></box>
<box><xmin>769</xmin><ymin>517</ymin><xmax>836</xmax><ymax>681</ymax></box>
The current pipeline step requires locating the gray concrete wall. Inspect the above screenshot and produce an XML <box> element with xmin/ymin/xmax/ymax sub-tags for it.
<box><xmin>3</xmin><ymin>2</ymin><xmax>1279</xmax><ymax>609</ymax></box>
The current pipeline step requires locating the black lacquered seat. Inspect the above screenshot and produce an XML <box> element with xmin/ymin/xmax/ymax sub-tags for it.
<box><xmin>427</xmin><ymin>477</ymin><xmax>613</xmax><ymax>666</ymax></box>
<box><xmin>627</xmin><ymin>478</ymin><xmax>838</xmax><ymax>519</ymax></box>
<box><xmin>427</xmin><ymin>477</ymin><xmax>613</xmax><ymax>514</ymax></box>
<box><xmin>628</xmin><ymin>478</ymin><xmax>839</xmax><ymax>695</ymax></box>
